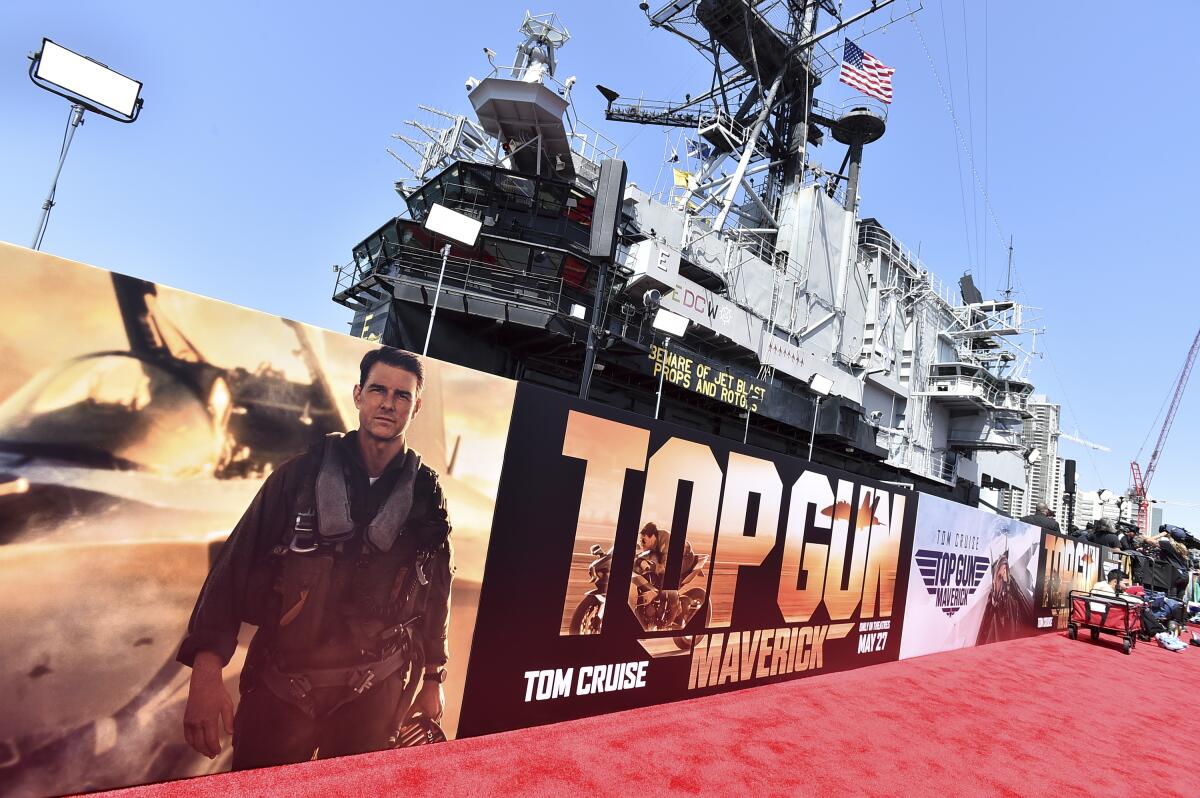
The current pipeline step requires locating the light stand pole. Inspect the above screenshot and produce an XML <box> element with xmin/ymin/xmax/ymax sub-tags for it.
<box><xmin>648</xmin><ymin>307</ymin><xmax>688</xmax><ymax>419</ymax></box>
<box><xmin>419</xmin><ymin>203</ymin><xmax>481</xmax><ymax>356</ymax></box>
<box><xmin>31</xmin><ymin>103</ymin><xmax>85</xmax><ymax>251</ymax></box>
<box><xmin>654</xmin><ymin>335</ymin><xmax>671</xmax><ymax>419</ymax></box>
<box><xmin>26</xmin><ymin>39</ymin><xmax>145</xmax><ymax>251</ymax></box>
<box><xmin>807</xmin><ymin>394</ymin><xmax>822</xmax><ymax>462</ymax></box>
<box><xmin>743</xmin><ymin>408</ymin><xmax>751</xmax><ymax>444</ymax></box>
<box><xmin>422</xmin><ymin>243</ymin><xmax>452</xmax><ymax>356</ymax></box>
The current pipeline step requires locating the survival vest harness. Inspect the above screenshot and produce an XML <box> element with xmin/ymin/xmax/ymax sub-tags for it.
<box><xmin>256</xmin><ymin>433</ymin><xmax>448</xmax><ymax>719</ymax></box>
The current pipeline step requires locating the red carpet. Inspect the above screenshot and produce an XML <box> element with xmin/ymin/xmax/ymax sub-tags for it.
<box><xmin>96</xmin><ymin>631</ymin><xmax>1197</xmax><ymax>798</ymax></box>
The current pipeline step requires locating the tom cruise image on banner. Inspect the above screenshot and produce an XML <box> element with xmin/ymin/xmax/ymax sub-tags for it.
<box><xmin>456</xmin><ymin>384</ymin><xmax>917</xmax><ymax>737</ymax></box>
<box><xmin>898</xmin><ymin>495</ymin><xmax>1041</xmax><ymax>660</ymax></box>
<box><xmin>0</xmin><ymin>244</ymin><xmax>515</xmax><ymax>798</ymax></box>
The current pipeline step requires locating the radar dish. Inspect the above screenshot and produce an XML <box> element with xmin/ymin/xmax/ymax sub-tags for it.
<box><xmin>959</xmin><ymin>273</ymin><xmax>984</xmax><ymax>305</ymax></box>
<box><xmin>521</xmin><ymin>12</ymin><xmax>570</xmax><ymax>47</ymax></box>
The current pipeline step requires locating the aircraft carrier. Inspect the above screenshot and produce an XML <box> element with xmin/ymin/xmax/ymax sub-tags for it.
<box><xmin>332</xmin><ymin>2</ymin><xmax>1041</xmax><ymax>512</ymax></box>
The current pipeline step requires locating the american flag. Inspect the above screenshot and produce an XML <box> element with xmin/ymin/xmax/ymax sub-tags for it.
<box><xmin>839</xmin><ymin>40</ymin><xmax>895</xmax><ymax>104</ymax></box>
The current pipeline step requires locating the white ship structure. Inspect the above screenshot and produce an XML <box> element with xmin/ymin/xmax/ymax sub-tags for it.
<box><xmin>333</xmin><ymin>3</ymin><xmax>1054</xmax><ymax>511</ymax></box>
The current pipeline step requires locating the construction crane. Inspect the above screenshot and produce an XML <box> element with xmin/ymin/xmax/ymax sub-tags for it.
<box><xmin>1129</xmin><ymin>325</ymin><xmax>1200</xmax><ymax>530</ymax></box>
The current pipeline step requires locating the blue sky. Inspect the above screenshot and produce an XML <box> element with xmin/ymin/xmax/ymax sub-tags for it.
<box><xmin>2</xmin><ymin>1</ymin><xmax>1197</xmax><ymax>529</ymax></box>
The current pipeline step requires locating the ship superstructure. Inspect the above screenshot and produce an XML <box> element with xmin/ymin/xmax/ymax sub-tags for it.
<box><xmin>332</xmin><ymin>4</ymin><xmax>1044</xmax><ymax>508</ymax></box>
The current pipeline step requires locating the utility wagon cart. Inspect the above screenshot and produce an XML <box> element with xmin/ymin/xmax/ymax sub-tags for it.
<box><xmin>1067</xmin><ymin>589</ymin><xmax>1142</xmax><ymax>655</ymax></box>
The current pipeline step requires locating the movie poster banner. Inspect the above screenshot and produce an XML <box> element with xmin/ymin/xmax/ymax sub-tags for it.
<box><xmin>0</xmin><ymin>244</ymin><xmax>516</xmax><ymax>798</ymax></box>
<box><xmin>1035</xmin><ymin>529</ymin><xmax>1101</xmax><ymax>631</ymax></box>
<box><xmin>898</xmin><ymin>495</ymin><xmax>1041</xmax><ymax>660</ymax></box>
<box><xmin>456</xmin><ymin>385</ymin><xmax>916</xmax><ymax>737</ymax></box>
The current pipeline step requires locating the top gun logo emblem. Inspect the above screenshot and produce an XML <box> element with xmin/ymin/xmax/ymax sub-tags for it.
<box><xmin>914</xmin><ymin>549</ymin><xmax>990</xmax><ymax>616</ymax></box>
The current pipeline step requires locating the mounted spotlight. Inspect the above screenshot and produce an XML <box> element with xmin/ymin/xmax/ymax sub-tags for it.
<box><xmin>651</xmin><ymin>308</ymin><xmax>689</xmax><ymax>338</ymax></box>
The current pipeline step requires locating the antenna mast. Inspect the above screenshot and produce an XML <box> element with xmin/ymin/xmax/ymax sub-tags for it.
<box><xmin>1003</xmin><ymin>236</ymin><xmax>1014</xmax><ymax>301</ymax></box>
<box><xmin>601</xmin><ymin>1</ymin><xmax>900</xmax><ymax>255</ymax></box>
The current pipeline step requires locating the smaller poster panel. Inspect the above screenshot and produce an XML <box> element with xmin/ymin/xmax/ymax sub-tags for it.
<box><xmin>1034</xmin><ymin>530</ymin><xmax>1102</xmax><ymax>631</ymax></box>
<box><xmin>899</xmin><ymin>494</ymin><xmax>1041</xmax><ymax>660</ymax></box>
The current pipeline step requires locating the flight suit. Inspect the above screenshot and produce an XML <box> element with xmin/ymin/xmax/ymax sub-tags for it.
<box><xmin>177</xmin><ymin>431</ymin><xmax>452</xmax><ymax>769</ymax></box>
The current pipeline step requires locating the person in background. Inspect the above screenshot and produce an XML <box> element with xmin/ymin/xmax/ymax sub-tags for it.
<box><xmin>1020</xmin><ymin>503</ymin><xmax>1061</xmax><ymax>533</ymax></box>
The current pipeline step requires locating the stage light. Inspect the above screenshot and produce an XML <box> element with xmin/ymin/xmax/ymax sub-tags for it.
<box><xmin>651</xmin><ymin>308</ymin><xmax>689</xmax><ymax>337</ymax></box>
<box><xmin>27</xmin><ymin>39</ymin><xmax>145</xmax><ymax>250</ymax></box>
<box><xmin>30</xmin><ymin>39</ymin><xmax>143</xmax><ymax>121</ymax></box>
<box><xmin>425</xmin><ymin>203</ymin><xmax>482</xmax><ymax>247</ymax></box>
<box><xmin>809</xmin><ymin>373</ymin><xmax>835</xmax><ymax>396</ymax></box>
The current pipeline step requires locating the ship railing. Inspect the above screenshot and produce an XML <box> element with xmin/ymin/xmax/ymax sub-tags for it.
<box><xmin>472</xmin><ymin>63</ymin><xmax>614</xmax><ymax>164</ymax></box>
<box><xmin>926</xmin><ymin>372</ymin><xmax>1001</xmax><ymax>405</ymax></box>
<box><xmin>697</xmin><ymin>108</ymin><xmax>748</xmax><ymax>150</ymax></box>
<box><xmin>796</xmin><ymin>166</ymin><xmax>849</xmax><ymax>207</ymax></box>
<box><xmin>481</xmin><ymin>63</ymin><xmax>575</xmax><ymax>96</ymax></box>
<box><xmin>605</xmin><ymin>96</ymin><xmax>711</xmax><ymax>128</ymax></box>
<box><xmin>811</xmin><ymin>96</ymin><xmax>889</xmax><ymax>124</ymax></box>
<box><xmin>947</xmin><ymin>425</ymin><xmax>1024</xmax><ymax>449</ymax></box>
<box><xmin>681</xmin><ymin>207</ymin><xmax>780</xmax><ymax>269</ymax></box>
<box><xmin>930</xmin><ymin>449</ymin><xmax>960</xmax><ymax>484</ymax></box>
<box><xmin>924</xmin><ymin>371</ymin><xmax>1031</xmax><ymax>414</ymax></box>
<box><xmin>336</xmin><ymin>243</ymin><xmax>572</xmax><ymax>313</ymax></box>
<box><xmin>565</xmin><ymin>120</ymin><xmax>619</xmax><ymax>174</ymax></box>
<box><xmin>877</xmin><ymin>430</ymin><xmax>958</xmax><ymax>485</ymax></box>
<box><xmin>858</xmin><ymin>224</ymin><xmax>957</xmax><ymax>308</ymax></box>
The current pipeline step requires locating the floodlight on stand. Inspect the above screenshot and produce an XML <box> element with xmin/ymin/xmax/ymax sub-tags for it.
<box><xmin>30</xmin><ymin>39</ymin><xmax>143</xmax><ymax>121</ymax></box>
<box><xmin>26</xmin><ymin>39</ymin><xmax>144</xmax><ymax>251</ymax></box>
<box><xmin>421</xmin><ymin>203</ymin><xmax>482</xmax><ymax>356</ymax></box>
<box><xmin>651</xmin><ymin>310</ymin><xmax>688</xmax><ymax>421</ymax></box>
<box><xmin>569</xmin><ymin>303</ymin><xmax>587</xmax><ymax>320</ymax></box>
<box><xmin>651</xmin><ymin>308</ymin><xmax>689</xmax><ymax>337</ymax></box>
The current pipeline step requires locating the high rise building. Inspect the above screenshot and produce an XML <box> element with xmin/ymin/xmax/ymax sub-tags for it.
<box><xmin>1023</xmin><ymin>396</ymin><xmax>1062</xmax><ymax>514</ymax></box>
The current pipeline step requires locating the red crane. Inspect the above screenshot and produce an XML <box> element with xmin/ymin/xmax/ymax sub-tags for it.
<box><xmin>1130</xmin><ymin>326</ymin><xmax>1200</xmax><ymax>530</ymax></box>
